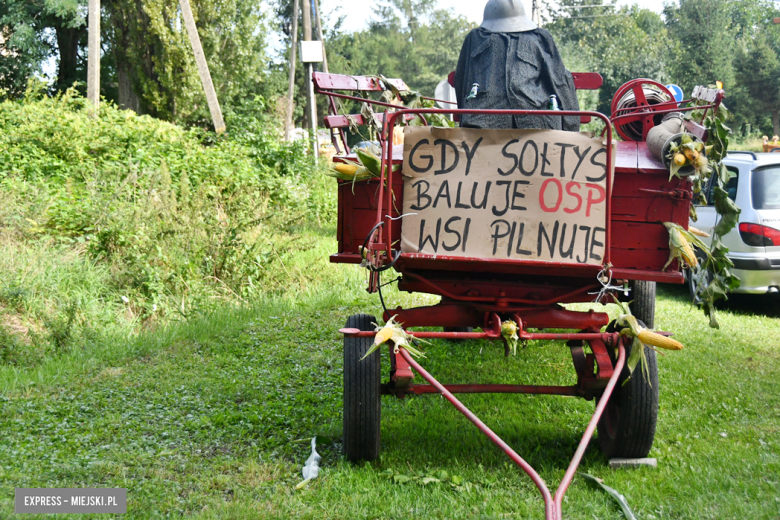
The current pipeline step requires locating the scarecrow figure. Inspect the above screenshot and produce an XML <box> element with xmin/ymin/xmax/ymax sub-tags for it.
<box><xmin>455</xmin><ymin>0</ymin><xmax>580</xmax><ymax>131</ymax></box>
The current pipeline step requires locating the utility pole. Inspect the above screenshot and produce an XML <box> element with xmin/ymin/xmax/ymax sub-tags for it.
<box><xmin>285</xmin><ymin>0</ymin><xmax>300</xmax><ymax>141</ymax></box>
<box><xmin>531</xmin><ymin>0</ymin><xmax>541</xmax><ymax>27</ymax></box>
<box><xmin>87</xmin><ymin>0</ymin><xmax>100</xmax><ymax>115</ymax></box>
<box><xmin>180</xmin><ymin>0</ymin><xmax>226</xmax><ymax>134</ymax></box>
<box><xmin>302</xmin><ymin>0</ymin><xmax>318</xmax><ymax>157</ymax></box>
<box><xmin>313</xmin><ymin>0</ymin><xmax>328</xmax><ymax>73</ymax></box>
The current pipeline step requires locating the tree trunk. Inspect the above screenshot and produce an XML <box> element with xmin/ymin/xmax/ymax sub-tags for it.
<box><xmin>116</xmin><ymin>61</ymin><xmax>141</xmax><ymax>113</ymax></box>
<box><xmin>105</xmin><ymin>0</ymin><xmax>155</xmax><ymax>116</ymax></box>
<box><xmin>773</xmin><ymin>109</ymin><xmax>779</xmax><ymax>138</ymax></box>
<box><xmin>54</xmin><ymin>24</ymin><xmax>86</xmax><ymax>92</ymax></box>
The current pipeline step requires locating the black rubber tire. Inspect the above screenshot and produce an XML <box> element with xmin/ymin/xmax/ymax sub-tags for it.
<box><xmin>597</xmin><ymin>320</ymin><xmax>659</xmax><ymax>459</ymax></box>
<box><xmin>343</xmin><ymin>314</ymin><xmax>381</xmax><ymax>462</ymax></box>
<box><xmin>629</xmin><ymin>280</ymin><xmax>656</xmax><ymax>329</ymax></box>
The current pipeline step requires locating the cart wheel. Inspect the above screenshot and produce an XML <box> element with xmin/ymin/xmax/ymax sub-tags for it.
<box><xmin>597</xmin><ymin>320</ymin><xmax>659</xmax><ymax>459</ymax></box>
<box><xmin>343</xmin><ymin>314</ymin><xmax>381</xmax><ymax>462</ymax></box>
<box><xmin>629</xmin><ymin>280</ymin><xmax>656</xmax><ymax>329</ymax></box>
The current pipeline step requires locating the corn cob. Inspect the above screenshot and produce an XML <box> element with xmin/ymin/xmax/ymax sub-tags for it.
<box><xmin>374</xmin><ymin>326</ymin><xmax>394</xmax><ymax>346</ymax></box>
<box><xmin>360</xmin><ymin>316</ymin><xmax>428</xmax><ymax>360</ymax></box>
<box><xmin>688</xmin><ymin>226</ymin><xmax>710</xmax><ymax>238</ymax></box>
<box><xmin>637</xmin><ymin>329</ymin><xmax>684</xmax><ymax>351</ymax></box>
<box><xmin>334</xmin><ymin>163</ymin><xmax>360</xmax><ymax>176</ymax></box>
<box><xmin>673</xmin><ymin>153</ymin><xmax>686</xmax><ymax>166</ymax></box>
<box><xmin>664</xmin><ymin>224</ymin><xmax>698</xmax><ymax>270</ymax></box>
<box><xmin>501</xmin><ymin>320</ymin><xmax>520</xmax><ymax>355</ymax></box>
<box><xmin>672</xmin><ymin>225</ymin><xmax>698</xmax><ymax>267</ymax></box>
<box><xmin>680</xmin><ymin>239</ymin><xmax>697</xmax><ymax>267</ymax></box>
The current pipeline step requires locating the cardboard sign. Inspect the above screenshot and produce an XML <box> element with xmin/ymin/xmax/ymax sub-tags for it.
<box><xmin>401</xmin><ymin>127</ymin><xmax>614</xmax><ymax>265</ymax></box>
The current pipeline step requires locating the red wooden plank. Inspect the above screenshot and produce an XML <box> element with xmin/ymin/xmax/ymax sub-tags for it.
<box><xmin>612</xmin><ymin>196</ymin><xmax>684</xmax><ymax>223</ymax></box>
<box><xmin>341</xmin><ymin>183</ymin><xmax>354</xmax><ymax>251</ymax></box>
<box><xmin>611</xmin><ymin>221</ymin><xmax>668</xmax><ymax>249</ymax></box>
<box><xmin>324</xmin><ymin>114</ymin><xmax>363</xmax><ymax>128</ymax></box>
<box><xmin>571</xmin><ymin>72</ymin><xmax>603</xmax><ymax>90</ymax></box>
<box><xmin>313</xmin><ymin>72</ymin><xmax>408</xmax><ymax>92</ymax></box>
<box><xmin>612</xmin><ymin>248</ymin><xmax>675</xmax><ymax>271</ymax></box>
<box><xmin>615</xmin><ymin>141</ymin><xmax>638</xmax><ymax>173</ymax></box>
<box><xmin>612</xmin><ymin>268</ymin><xmax>684</xmax><ymax>284</ymax></box>
<box><xmin>613</xmin><ymin>172</ymin><xmax>679</xmax><ymax>197</ymax></box>
<box><xmin>324</xmin><ymin>113</ymin><xmax>417</xmax><ymax>129</ymax></box>
<box><xmin>347</xmin><ymin>182</ymin><xmax>382</xmax><ymax>210</ymax></box>
<box><xmin>683</xmin><ymin>119</ymin><xmax>708</xmax><ymax>141</ymax></box>
<box><xmin>637</xmin><ymin>142</ymin><xmax>667</xmax><ymax>174</ymax></box>
<box><xmin>443</xmin><ymin>71</ymin><xmax>602</xmax><ymax>91</ymax></box>
<box><xmin>346</xmin><ymin>209</ymin><xmax>379</xmax><ymax>253</ymax></box>
<box><xmin>691</xmin><ymin>86</ymin><xmax>720</xmax><ymax>103</ymax></box>
<box><xmin>330</xmin><ymin>253</ymin><xmax>362</xmax><ymax>264</ymax></box>
<box><xmin>397</xmin><ymin>255</ymin><xmax>602</xmax><ymax>279</ymax></box>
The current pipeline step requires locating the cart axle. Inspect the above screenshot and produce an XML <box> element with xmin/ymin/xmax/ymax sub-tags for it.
<box><xmin>383</xmin><ymin>383</ymin><xmax>582</xmax><ymax>397</ymax></box>
<box><xmin>340</xmin><ymin>327</ymin><xmax>620</xmax><ymax>343</ymax></box>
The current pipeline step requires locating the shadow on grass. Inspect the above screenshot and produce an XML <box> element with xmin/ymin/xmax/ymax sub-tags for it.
<box><xmin>661</xmin><ymin>282</ymin><xmax>780</xmax><ymax>319</ymax></box>
<box><xmin>380</xmin><ymin>392</ymin><xmax>605</xmax><ymax>473</ymax></box>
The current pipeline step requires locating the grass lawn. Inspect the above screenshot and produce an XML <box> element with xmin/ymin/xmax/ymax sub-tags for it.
<box><xmin>1</xmin><ymin>266</ymin><xmax>779</xmax><ymax>519</ymax></box>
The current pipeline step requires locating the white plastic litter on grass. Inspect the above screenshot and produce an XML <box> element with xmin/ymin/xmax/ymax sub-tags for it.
<box><xmin>296</xmin><ymin>437</ymin><xmax>322</xmax><ymax>489</ymax></box>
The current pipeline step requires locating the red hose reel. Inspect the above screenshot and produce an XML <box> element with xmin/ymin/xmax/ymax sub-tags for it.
<box><xmin>610</xmin><ymin>79</ymin><xmax>677</xmax><ymax>142</ymax></box>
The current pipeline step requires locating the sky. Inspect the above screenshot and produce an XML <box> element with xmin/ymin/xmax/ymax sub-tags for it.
<box><xmin>318</xmin><ymin>0</ymin><xmax>667</xmax><ymax>32</ymax></box>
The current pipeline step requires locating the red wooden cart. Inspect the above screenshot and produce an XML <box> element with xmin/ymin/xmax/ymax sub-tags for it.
<box><xmin>314</xmin><ymin>72</ymin><xmax>723</xmax><ymax>520</ymax></box>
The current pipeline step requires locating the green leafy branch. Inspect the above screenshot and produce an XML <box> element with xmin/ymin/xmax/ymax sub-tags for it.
<box><xmin>681</xmin><ymin>97</ymin><xmax>741</xmax><ymax>328</ymax></box>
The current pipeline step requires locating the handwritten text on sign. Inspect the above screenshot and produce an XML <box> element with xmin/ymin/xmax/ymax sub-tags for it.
<box><xmin>400</xmin><ymin>127</ymin><xmax>613</xmax><ymax>265</ymax></box>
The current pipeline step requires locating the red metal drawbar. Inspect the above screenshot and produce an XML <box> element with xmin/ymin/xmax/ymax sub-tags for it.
<box><xmin>398</xmin><ymin>341</ymin><xmax>626</xmax><ymax>520</ymax></box>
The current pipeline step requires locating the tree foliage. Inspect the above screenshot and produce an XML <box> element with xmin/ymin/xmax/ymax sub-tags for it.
<box><xmin>546</xmin><ymin>1</ymin><xmax>668</xmax><ymax>114</ymax></box>
<box><xmin>327</xmin><ymin>1</ymin><xmax>475</xmax><ymax>98</ymax></box>
<box><xmin>735</xmin><ymin>32</ymin><xmax>780</xmax><ymax>135</ymax></box>
<box><xmin>0</xmin><ymin>0</ymin><xmax>86</xmax><ymax>98</ymax></box>
<box><xmin>105</xmin><ymin>0</ymin><xmax>270</xmax><ymax>124</ymax></box>
<box><xmin>662</xmin><ymin>0</ymin><xmax>737</xmax><ymax>95</ymax></box>
<box><xmin>2</xmin><ymin>0</ymin><xmax>274</xmax><ymax>126</ymax></box>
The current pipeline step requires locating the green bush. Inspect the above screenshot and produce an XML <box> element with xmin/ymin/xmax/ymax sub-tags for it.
<box><xmin>0</xmin><ymin>87</ymin><xmax>339</xmax><ymax>365</ymax></box>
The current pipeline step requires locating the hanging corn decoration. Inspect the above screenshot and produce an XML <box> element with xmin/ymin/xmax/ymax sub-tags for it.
<box><xmin>617</xmin><ymin>311</ymin><xmax>683</xmax><ymax>351</ymax></box>
<box><xmin>333</xmin><ymin>163</ymin><xmax>360</xmax><ymax>176</ymax></box>
<box><xmin>615</xmin><ymin>303</ymin><xmax>683</xmax><ymax>382</ymax></box>
<box><xmin>501</xmin><ymin>320</ymin><xmax>520</xmax><ymax>355</ymax></box>
<box><xmin>688</xmin><ymin>226</ymin><xmax>710</xmax><ymax>238</ymax></box>
<box><xmin>362</xmin><ymin>316</ymin><xmax>427</xmax><ymax>361</ymax></box>
<box><xmin>663</xmin><ymin>222</ymin><xmax>712</xmax><ymax>271</ymax></box>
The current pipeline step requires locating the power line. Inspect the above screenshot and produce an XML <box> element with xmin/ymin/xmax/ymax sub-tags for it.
<box><xmin>559</xmin><ymin>4</ymin><xmax>615</xmax><ymax>8</ymax></box>
<box><xmin>565</xmin><ymin>13</ymin><xmax>627</xmax><ymax>19</ymax></box>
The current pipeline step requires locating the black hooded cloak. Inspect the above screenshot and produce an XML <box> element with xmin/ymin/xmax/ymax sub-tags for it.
<box><xmin>454</xmin><ymin>27</ymin><xmax>580</xmax><ymax>131</ymax></box>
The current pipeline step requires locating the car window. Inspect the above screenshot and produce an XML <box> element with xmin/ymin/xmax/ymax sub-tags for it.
<box><xmin>751</xmin><ymin>166</ymin><xmax>780</xmax><ymax>210</ymax></box>
<box><xmin>706</xmin><ymin>166</ymin><xmax>739</xmax><ymax>205</ymax></box>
